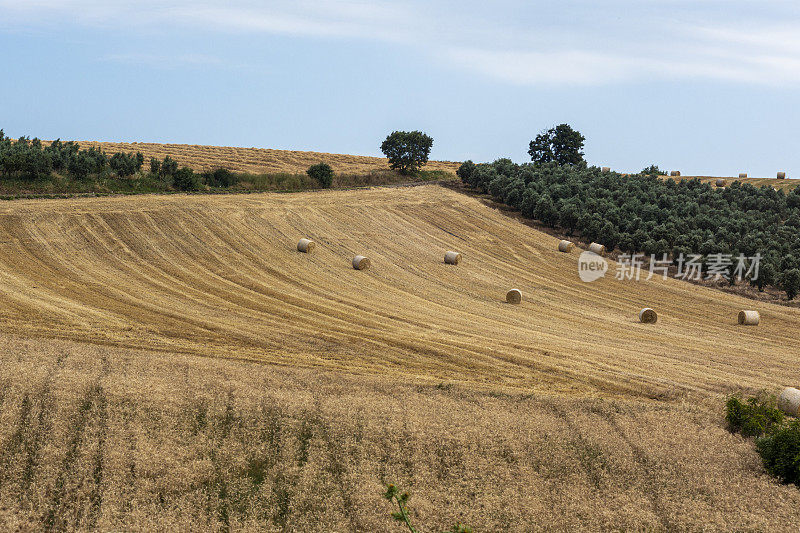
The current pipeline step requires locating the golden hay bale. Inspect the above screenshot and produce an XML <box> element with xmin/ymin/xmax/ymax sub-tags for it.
<box><xmin>506</xmin><ymin>289</ymin><xmax>522</xmax><ymax>304</ymax></box>
<box><xmin>778</xmin><ymin>172</ymin><xmax>786</xmax><ymax>179</ymax></box>
<box><xmin>715</xmin><ymin>179</ymin><xmax>726</xmax><ymax>187</ymax></box>
<box><xmin>670</xmin><ymin>171</ymin><xmax>681</xmax><ymax>177</ymax></box>
<box><xmin>297</xmin><ymin>238</ymin><xmax>315</xmax><ymax>253</ymax></box>
<box><xmin>352</xmin><ymin>255</ymin><xmax>370</xmax><ymax>270</ymax></box>
<box><xmin>589</xmin><ymin>242</ymin><xmax>606</xmax><ymax>256</ymax></box>
<box><xmin>779</xmin><ymin>387</ymin><xmax>800</xmax><ymax>416</ymax></box>
<box><xmin>558</xmin><ymin>240</ymin><xmax>574</xmax><ymax>253</ymax></box>
<box><xmin>444</xmin><ymin>251</ymin><xmax>462</xmax><ymax>265</ymax></box>
<box><xmin>739</xmin><ymin>173</ymin><xmax>747</xmax><ymax>178</ymax></box>
<box><xmin>738</xmin><ymin>310</ymin><xmax>760</xmax><ymax>325</ymax></box>
<box><xmin>601</xmin><ymin>167</ymin><xmax>610</xmax><ymax>173</ymax></box>
<box><xmin>639</xmin><ymin>308</ymin><xmax>657</xmax><ymax>323</ymax></box>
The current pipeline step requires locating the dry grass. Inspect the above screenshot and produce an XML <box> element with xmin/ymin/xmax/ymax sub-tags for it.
<box><xmin>1</xmin><ymin>183</ymin><xmax>800</xmax><ymax>529</ymax></box>
<box><xmin>666</xmin><ymin>174</ymin><xmax>800</xmax><ymax>191</ymax></box>
<box><xmin>56</xmin><ymin>141</ymin><xmax>461</xmax><ymax>175</ymax></box>
<box><xmin>1</xmin><ymin>335</ymin><xmax>800</xmax><ymax>532</ymax></box>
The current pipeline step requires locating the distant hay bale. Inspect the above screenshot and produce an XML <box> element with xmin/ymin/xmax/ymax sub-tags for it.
<box><xmin>589</xmin><ymin>242</ymin><xmax>606</xmax><ymax>256</ymax></box>
<box><xmin>778</xmin><ymin>172</ymin><xmax>786</xmax><ymax>179</ymax></box>
<box><xmin>444</xmin><ymin>251</ymin><xmax>462</xmax><ymax>265</ymax></box>
<box><xmin>639</xmin><ymin>308</ymin><xmax>657</xmax><ymax>323</ymax></box>
<box><xmin>601</xmin><ymin>167</ymin><xmax>610</xmax><ymax>173</ymax></box>
<box><xmin>297</xmin><ymin>238</ymin><xmax>315</xmax><ymax>253</ymax></box>
<box><xmin>558</xmin><ymin>240</ymin><xmax>574</xmax><ymax>253</ymax></box>
<box><xmin>739</xmin><ymin>173</ymin><xmax>747</xmax><ymax>178</ymax></box>
<box><xmin>352</xmin><ymin>255</ymin><xmax>370</xmax><ymax>270</ymax></box>
<box><xmin>506</xmin><ymin>289</ymin><xmax>522</xmax><ymax>304</ymax></box>
<box><xmin>670</xmin><ymin>171</ymin><xmax>681</xmax><ymax>177</ymax></box>
<box><xmin>779</xmin><ymin>387</ymin><xmax>800</xmax><ymax>416</ymax></box>
<box><xmin>715</xmin><ymin>179</ymin><xmax>726</xmax><ymax>187</ymax></box>
<box><xmin>738</xmin><ymin>310</ymin><xmax>760</xmax><ymax>325</ymax></box>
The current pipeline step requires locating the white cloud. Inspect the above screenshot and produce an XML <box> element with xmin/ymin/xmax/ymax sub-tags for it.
<box><xmin>2</xmin><ymin>0</ymin><xmax>800</xmax><ymax>86</ymax></box>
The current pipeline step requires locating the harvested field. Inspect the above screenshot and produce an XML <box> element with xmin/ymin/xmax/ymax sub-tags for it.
<box><xmin>0</xmin><ymin>183</ymin><xmax>799</xmax><ymax>529</ymax></box>
<box><xmin>668</xmin><ymin>174</ymin><xmax>800</xmax><ymax>191</ymax></box>
<box><xmin>62</xmin><ymin>141</ymin><xmax>461</xmax><ymax>175</ymax></box>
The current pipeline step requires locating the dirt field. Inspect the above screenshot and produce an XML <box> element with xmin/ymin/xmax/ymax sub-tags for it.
<box><xmin>1</xmin><ymin>184</ymin><xmax>799</xmax><ymax>530</ymax></box>
<box><xmin>64</xmin><ymin>141</ymin><xmax>461</xmax><ymax>175</ymax></box>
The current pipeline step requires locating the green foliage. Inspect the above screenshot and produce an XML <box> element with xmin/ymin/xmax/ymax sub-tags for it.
<box><xmin>641</xmin><ymin>164</ymin><xmax>667</xmax><ymax>176</ymax></box>
<box><xmin>149</xmin><ymin>157</ymin><xmax>161</xmax><ymax>174</ymax></box>
<box><xmin>457</xmin><ymin>160</ymin><xmax>476</xmax><ymax>184</ymax></box>
<box><xmin>203</xmin><ymin>168</ymin><xmax>239</xmax><ymax>188</ymax></box>
<box><xmin>160</xmin><ymin>156</ymin><xmax>179</xmax><ymax>178</ymax></box>
<box><xmin>756</xmin><ymin>421</ymin><xmax>800</xmax><ymax>485</ymax></box>
<box><xmin>528</xmin><ymin>124</ymin><xmax>585</xmax><ymax>165</ymax></box>
<box><xmin>781</xmin><ymin>269</ymin><xmax>800</xmax><ymax>300</ymax></box>
<box><xmin>463</xmin><ymin>159</ymin><xmax>800</xmax><ymax>295</ymax></box>
<box><xmin>383</xmin><ymin>484</ymin><xmax>472</xmax><ymax>533</ymax></box>
<box><xmin>173</xmin><ymin>167</ymin><xmax>201</xmax><ymax>191</ymax></box>
<box><xmin>725</xmin><ymin>393</ymin><xmax>784</xmax><ymax>437</ymax></box>
<box><xmin>306</xmin><ymin>162</ymin><xmax>334</xmax><ymax>188</ymax></box>
<box><xmin>109</xmin><ymin>151</ymin><xmax>143</xmax><ymax>177</ymax></box>
<box><xmin>381</xmin><ymin>131</ymin><xmax>434</xmax><ymax>174</ymax></box>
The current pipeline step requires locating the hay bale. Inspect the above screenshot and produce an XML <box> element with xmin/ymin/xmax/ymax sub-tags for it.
<box><xmin>506</xmin><ymin>289</ymin><xmax>522</xmax><ymax>304</ymax></box>
<box><xmin>558</xmin><ymin>240</ymin><xmax>574</xmax><ymax>253</ymax></box>
<box><xmin>715</xmin><ymin>178</ymin><xmax>726</xmax><ymax>187</ymax></box>
<box><xmin>297</xmin><ymin>238</ymin><xmax>315</xmax><ymax>253</ymax></box>
<box><xmin>444</xmin><ymin>251</ymin><xmax>462</xmax><ymax>265</ymax></box>
<box><xmin>639</xmin><ymin>308</ymin><xmax>657</xmax><ymax>323</ymax></box>
<box><xmin>738</xmin><ymin>310</ymin><xmax>760</xmax><ymax>325</ymax></box>
<box><xmin>778</xmin><ymin>172</ymin><xmax>786</xmax><ymax>179</ymax></box>
<box><xmin>588</xmin><ymin>242</ymin><xmax>606</xmax><ymax>256</ymax></box>
<box><xmin>670</xmin><ymin>171</ymin><xmax>681</xmax><ymax>177</ymax></box>
<box><xmin>779</xmin><ymin>387</ymin><xmax>800</xmax><ymax>417</ymax></box>
<box><xmin>352</xmin><ymin>255</ymin><xmax>370</xmax><ymax>270</ymax></box>
<box><xmin>601</xmin><ymin>166</ymin><xmax>610</xmax><ymax>173</ymax></box>
<box><xmin>739</xmin><ymin>173</ymin><xmax>747</xmax><ymax>178</ymax></box>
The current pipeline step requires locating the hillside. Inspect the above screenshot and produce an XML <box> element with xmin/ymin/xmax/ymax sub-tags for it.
<box><xmin>1</xmin><ymin>184</ymin><xmax>800</xmax><ymax>529</ymax></box>
<box><xmin>669</xmin><ymin>174</ymin><xmax>799</xmax><ymax>191</ymax></box>
<box><xmin>69</xmin><ymin>140</ymin><xmax>462</xmax><ymax>175</ymax></box>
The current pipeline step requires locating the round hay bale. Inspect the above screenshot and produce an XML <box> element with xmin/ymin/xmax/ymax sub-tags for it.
<box><xmin>601</xmin><ymin>166</ymin><xmax>610</xmax><ymax>173</ymax></box>
<box><xmin>779</xmin><ymin>387</ymin><xmax>800</xmax><ymax>417</ymax></box>
<box><xmin>352</xmin><ymin>255</ymin><xmax>370</xmax><ymax>270</ymax></box>
<box><xmin>297</xmin><ymin>238</ymin><xmax>315</xmax><ymax>253</ymax></box>
<box><xmin>558</xmin><ymin>240</ymin><xmax>574</xmax><ymax>253</ymax></box>
<box><xmin>715</xmin><ymin>178</ymin><xmax>726</xmax><ymax>187</ymax></box>
<box><xmin>639</xmin><ymin>308</ymin><xmax>657</xmax><ymax>323</ymax></box>
<box><xmin>444</xmin><ymin>251</ymin><xmax>462</xmax><ymax>265</ymax></box>
<box><xmin>588</xmin><ymin>242</ymin><xmax>606</xmax><ymax>256</ymax></box>
<box><xmin>778</xmin><ymin>172</ymin><xmax>786</xmax><ymax>179</ymax></box>
<box><xmin>739</xmin><ymin>173</ymin><xmax>747</xmax><ymax>178</ymax></box>
<box><xmin>506</xmin><ymin>289</ymin><xmax>522</xmax><ymax>304</ymax></box>
<box><xmin>738</xmin><ymin>310</ymin><xmax>760</xmax><ymax>325</ymax></box>
<box><xmin>670</xmin><ymin>171</ymin><xmax>681</xmax><ymax>177</ymax></box>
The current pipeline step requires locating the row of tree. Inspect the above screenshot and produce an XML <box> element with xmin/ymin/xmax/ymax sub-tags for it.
<box><xmin>458</xmin><ymin>140</ymin><xmax>800</xmax><ymax>299</ymax></box>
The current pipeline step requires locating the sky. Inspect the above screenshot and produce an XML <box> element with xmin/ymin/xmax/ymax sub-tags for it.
<box><xmin>1</xmin><ymin>0</ymin><xmax>800</xmax><ymax>176</ymax></box>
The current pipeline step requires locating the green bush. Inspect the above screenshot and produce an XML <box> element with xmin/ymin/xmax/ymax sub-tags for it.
<box><xmin>306</xmin><ymin>162</ymin><xmax>333</xmax><ymax>188</ymax></box>
<box><xmin>756</xmin><ymin>421</ymin><xmax>800</xmax><ymax>485</ymax></box>
<box><xmin>173</xmin><ymin>167</ymin><xmax>201</xmax><ymax>191</ymax></box>
<box><xmin>203</xmin><ymin>168</ymin><xmax>239</xmax><ymax>188</ymax></box>
<box><xmin>457</xmin><ymin>160</ymin><xmax>475</xmax><ymax>184</ymax></box>
<box><xmin>725</xmin><ymin>393</ymin><xmax>784</xmax><ymax>437</ymax></box>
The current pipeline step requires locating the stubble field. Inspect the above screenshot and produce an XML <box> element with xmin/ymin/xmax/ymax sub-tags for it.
<box><xmin>1</xmin><ymin>184</ymin><xmax>799</xmax><ymax>530</ymax></box>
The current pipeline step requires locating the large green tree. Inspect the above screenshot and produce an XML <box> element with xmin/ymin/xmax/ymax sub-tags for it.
<box><xmin>528</xmin><ymin>124</ymin><xmax>585</xmax><ymax>165</ymax></box>
<box><xmin>380</xmin><ymin>131</ymin><xmax>433</xmax><ymax>174</ymax></box>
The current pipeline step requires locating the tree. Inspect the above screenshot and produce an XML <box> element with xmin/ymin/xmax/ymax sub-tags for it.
<box><xmin>457</xmin><ymin>160</ymin><xmax>476</xmax><ymax>184</ymax></box>
<box><xmin>782</xmin><ymin>269</ymin><xmax>800</xmax><ymax>300</ymax></box>
<box><xmin>173</xmin><ymin>167</ymin><xmax>201</xmax><ymax>191</ymax></box>
<box><xmin>306</xmin><ymin>162</ymin><xmax>334</xmax><ymax>188</ymax></box>
<box><xmin>528</xmin><ymin>124</ymin><xmax>585</xmax><ymax>166</ymax></box>
<box><xmin>380</xmin><ymin>131</ymin><xmax>433</xmax><ymax>174</ymax></box>
<box><xmin>160</xmin><ymin>156</ymin><xmax>178</xmax><ymax>177</ymax></box>
<box><xmin>150</xmin><ymin>157</ymin><xmax>161</xmax><ymax>174</ymax></box>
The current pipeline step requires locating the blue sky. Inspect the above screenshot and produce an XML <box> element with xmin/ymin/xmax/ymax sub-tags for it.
<box><xmin>1</xmin><ymin>0</ymin><xmax>800</xmax><ymax>176</ymax></box>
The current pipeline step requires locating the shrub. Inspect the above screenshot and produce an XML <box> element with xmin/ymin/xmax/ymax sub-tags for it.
<box><xmin>203</xmin><ymin>168</ymin><xmax>239</xmax><ymax>188</ymax></box>
<box><xmin>150</xmin><ymin>157</ymin><xmax>161</xmax><ymax>174</ymax></box>
<box><xmin>725</xmin><ymin>393</ymin><xmax>784</xmax><ymax>438</ymax></box>
<box><xmin>641</xmin><ymin>165</ymin><xmax>666</xmax><ymax>176</ymax></box>
<box><xmin>782</xmin><ymin>268</ymin><xmax>800</xmax><ymax>300</ymax></box>
<box><xmin>160</xmin><ymin>156</ymin><xmax>178</xmax><ymax>178</ymax></box>
<box><xmin>380</xmin><ymin>131</ymin><xmax>434</xmax><ymax>174</ymax></box>
<box><xmin>457</xmin><ymin>160</ymin><xmax>476</xmax><ymax>184</ymax></box>
<box><xmin>173</xmin><ymin>167</ymin><xmax>201</xmax><ymax>191</ymax></box>
<box><xmin>756</xmin><ymin>421</ymin><xmax>800</xmax><ymax>485</ymax></box>
<box><xmin>306</xmin><ymin>162</ymin><xmax>334</xmax><ymax>188</ymax></box>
